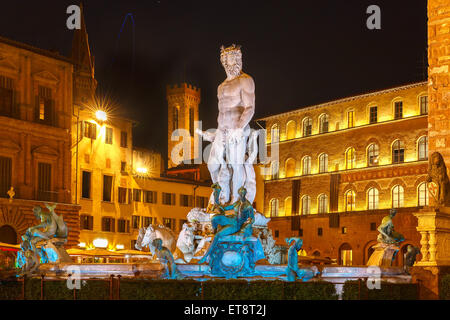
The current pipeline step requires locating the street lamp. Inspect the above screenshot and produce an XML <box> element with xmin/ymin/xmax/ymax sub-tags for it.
<box><xmin>95</xmin><ymin>110</ymin><xmax>107</xmax><ymax>122</ymax></box>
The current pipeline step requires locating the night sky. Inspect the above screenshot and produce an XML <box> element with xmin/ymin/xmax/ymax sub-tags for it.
<box><xmin>0</xmin><ymin>0</ymin><xmax>427</xmax><ymax>164</ymax></box>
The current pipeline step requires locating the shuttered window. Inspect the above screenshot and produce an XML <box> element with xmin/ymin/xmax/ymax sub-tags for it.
<box><xmin>0</xmin><ymin>76</ymin><xmax>14</xmax><ymax>117</ymax></box>
<box><xmin>102</xmin><ymin>217</ymin><xmax>115</xmax><ymax>232</ymax></box>
<box><xmin>195</xmin><ymin>196</ymin><xmax>208</xmax><ymax>208</ymax></box>
<box><xmin>133</xmin><ymin>189</ymin><xmax>142</xmax><ymax>202</ymax></box>
<box><xmin>144</xmin><ymin>190</ymin><xmax>157</xmax><ymax>203</ymax></box>
<box><xmin>163</xmin><ymin>218</ymin><xmax>176</xmax><ymax>230</ymax></box>
<box><xmin>118</xmin><ymin>219</ymin><xmax>130</xmax><ymax>233</ymax></box>
<box><xmin>180</xmin><ymin>194</ymin><xmax>194</xmax><ymax>207</ymax></box>
<box><xmin>118</xmin><ymin>187</ymin><xmax>127</xmax><ymax>204</ymax></box>
<box><xmin>0</xmin><ymin>156</ymin><xmax>11</xmax><ymax>198</ymax></box>
<box><xmin>103</xmin><ymin>175</ymin><xmax>113</xmax><ymax>202</ymax></box>
<box><xmin>37</xmin><ymin>162</ymin><xmax>52</xmax><ymax>201</ymax></box>
<box><xmin>80</xmin><ymin>215</ymin><xmax>93</xmax><ymax>230</ymax></box>
<box><xmin>162</xmin><ymin>192</ymin><xmax>176</xmax><ymax>205</ymax></box>
<box><xmin>81</xmin><ymin>171</ymin><xmax>91</xmax><ymax>199</ymax></box>
<box><xmin>105</xmin><ymin>127</ymin><xmax>113</xmax><ymax>144</ymax></box>
<box><xmin>120</xmin><ymin>131</ymin><xmax>127</xmax><ymax>148</ymax></box>
<box><xmin>84</xmin><ymin>121</ymin><xmax>97</xmax><ymax>139</ymax></box>
<box><xmin>36</xmin><ymin>86</ymin><xmax>55</xmax><ymax>126</ymax></box>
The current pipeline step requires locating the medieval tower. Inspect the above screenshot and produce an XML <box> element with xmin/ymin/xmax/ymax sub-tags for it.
<box><xmin>427</xmin><ymin>0</ymin><xmax>450</xmax><ymax>165</ymax></box>
<box><xmin>166</xmin><ymin>83</ymin><xmax>200</xmax><ymax>168</ymax></box>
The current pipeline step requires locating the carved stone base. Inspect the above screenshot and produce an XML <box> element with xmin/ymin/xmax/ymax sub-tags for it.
<box><xmin>208</xmin><ymin>235</ymin><xmax>265</xmax><ymax>278</ymax></box>
<box><xmin>411</xmin><ymin>266</ymin><xmax>450</xmax><ymax>299</ymax></box>
<box><xmin>414</xmin><ymin>206</ymin><xmax>450</xmax><ymax>267</ymax></box>
<box><xmin>366</xmin><ymin>243</ymin><xmax>400</xmax><ymax>267</ymax></box>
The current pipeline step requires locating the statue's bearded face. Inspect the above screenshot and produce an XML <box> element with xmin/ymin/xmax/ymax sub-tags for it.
<box><xmin>221</xmin><ymin>50</ymin><xmax>242</xmax><ymax>79</ymax></box>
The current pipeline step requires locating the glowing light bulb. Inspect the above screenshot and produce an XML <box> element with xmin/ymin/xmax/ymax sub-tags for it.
<box><xmin>95</xmin><ymin>110</ymin><xmax>107</xmax><ymax>122</ymax></box>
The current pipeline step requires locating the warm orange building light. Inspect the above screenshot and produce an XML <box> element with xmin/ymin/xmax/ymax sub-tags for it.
<box><xmin>95</xmin><ymin>110</ymin><xmax>107</xmax><ymax>122</ymax></box>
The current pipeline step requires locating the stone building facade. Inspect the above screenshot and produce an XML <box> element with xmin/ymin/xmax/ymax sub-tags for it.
<box><xmin>0</xmin><ymin>36</ymin><xmax>80</xmax><ymax>247</ymax></box>
<box><xmin>259</xmin><ymin>82</ymin><xmax>429</xmax><ymax>265</ymax></box>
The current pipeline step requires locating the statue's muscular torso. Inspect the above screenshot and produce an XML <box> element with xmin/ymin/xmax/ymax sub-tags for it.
<box><xmin>217</xmin><ymin>73</ymin><xmax>255</xmax><ymax>130</ymax></box>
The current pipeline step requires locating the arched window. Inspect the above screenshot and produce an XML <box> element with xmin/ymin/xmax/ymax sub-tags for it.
<box><xmin>270</xmin><ymin>199</ymin><xmax>279</xmax><ymax>217</ymax></box>
<box><xmin>284</xmin><ymin>197</ymin><xmax>292</xmax><ymax>216</ymax></box>
<box><xmin>392</xmin><ymin>185</ymin><xmax>404</xmax><ymax>208</ymax></box>
<box><xmin>345</xmin><ymin>147</ymin><xmax>356</xmax><ymax>169</ymax></box>
<box><xmin>319</xmin><ymin>153</ymin><xmax>328</xmax><ymax>173</ymax></box>
<box><xmin>302</xmin><ymin>156</ymin><xmax>311</xmax><ymax>175</ymax></box>
<box><xmin>271</xmin><ymin>124</ymin><xmax>280</xmax><ymax>143</ymax></box>
<box><xmin>271</xmin><ymin>161</ymin><xmax>279</xmax><ymax>180</ymax></box>
<box><xmin>345</xmin><ymin>190</ymin><xmax>355</xmax><ymax>212</ymax></box>
<box><xmin>418</xmin><ymin>136</ymin><xmax>428</xmax><ymax>161</ymax></box>
<box><xmin>319</xmin><ymin>114</ymin><xmax>329</xmax><ymax>133</ymax></box>
<box><xmin>392</xmin><ymin>140</ymin><xmax>405</xmax><ymax>163</ymax></box>
<box><xmin>367</xmin><ymin>187</ymin><xmax>379</xmax><ymax>210</ymax></box>
<box><xmin>302</xmin><ymin>195</ymin><xmax>311</xmax><ymax>215</ymax></box>
<box><xmin>286</xmin><ymin>120</ymin><xmax>296</xmax><ymax>140</ymax></box>
<box><xmin>303</xmin><ymin>117</ymin><xmax>312</xmax><ymax>137</ymax></box>
<box><xmin>367</xmin><ymin>144</ymin><xmax>379</xmax><ymax>166</ymax></box>
<box><xmin>318</xmin><ymin>194</ymin><xmax>328</xmax><ymax>214</ymax></box>
<box><xmin>418</xmin><ymin>182</ymin><xmax>429</xmax><ymax>206</ymax></box>
<box><xmin>285</xmin><ymin>158</ymin><xmax>296</xmax><ymax>178</ymax></box>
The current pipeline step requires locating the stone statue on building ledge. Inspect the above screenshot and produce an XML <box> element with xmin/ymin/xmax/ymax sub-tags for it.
<box><xmin>427</xmin><ymin>151</ymin><xmax>450</xmax><ymax>207</ymax></box>
<box><xmin>16</xmin><ymin>203</ymin><xmax>72</xmax><ymax>275</ymax></box>
<box><xmin>367</xmin><ymin>209</ymin><xmax>405</xmax><ymax>267</ymax></box>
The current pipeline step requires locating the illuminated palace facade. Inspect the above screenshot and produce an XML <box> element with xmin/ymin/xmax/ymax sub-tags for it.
<box><xmin>260</xmin><ymin>81</ymin><xmax>429</xmax><ymax>266</ymax></box>
<box><xmin>0</xmin><ymin>36</ymin><xmax>80</xmax><ymax>247</ymax></box>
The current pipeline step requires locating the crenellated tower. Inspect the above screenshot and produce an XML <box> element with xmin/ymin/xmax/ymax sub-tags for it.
<box><xmin>166</xmin><ymin>83</ymin><xmax>201</xmax><ymax>168</ymax></box>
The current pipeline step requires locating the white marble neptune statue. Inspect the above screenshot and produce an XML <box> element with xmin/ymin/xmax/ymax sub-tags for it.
<box><xmin>197</xmin><ymin>44</ymin><xmax>257</xmax><ymax>207</ymax></box>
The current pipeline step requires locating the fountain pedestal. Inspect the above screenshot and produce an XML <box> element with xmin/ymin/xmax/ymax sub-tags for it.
<box><xmin>207</xmin><ymin>235</ymin><xmax>265</xmax><ymax>278</ymax></box>
<box><xmin>366</xmin><ymin>243</ymin><xmax>400</xmax><ymax>267</ymax></box>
